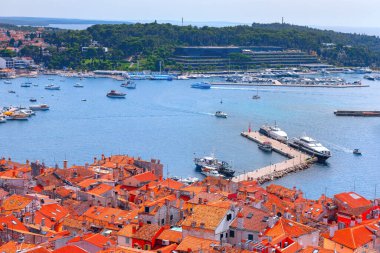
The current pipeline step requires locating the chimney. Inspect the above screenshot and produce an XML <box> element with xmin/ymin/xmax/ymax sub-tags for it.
<box><xmin>206</xmin><ymin>184</ymin><xmax>210</xmax><ymax>193</ymax></box>
<box><xmin>111</xmin><ymin>214</ymin><xmax>115</xmax><ymax>224</ymax></box>
<box><xmin>357</xmin><ymin>215</ymin><xmax>362</xmax><ymax>224</ymax></box>
<box><xmin>85</xmin><ymin>163</ymin><xmax>89</xmax><ymax>170</ymax></box>
<box><xmin>94</xmin><ymin>157</ymin><xmax>97</xmax><ymax>164</ymax></box>
<box><xmin>132</xmin><ymin>225</ymin><xmax>137</xmax><ymax>234</ymax></box>
<box><xmin>237</xmin><ymin>212</ymin><xmax>244</xmax><ymax>229</ymax></box>
<box><xmin>41</xmin><ymin>218</ymin><xmax>46</xmax><ymax>227</ymax></box>
<box><xmin>329</xmin><ymin>222</ymin><xmax>338</xmax><ymax>237</ymax></box>
<box><xmin>102</xmin><ymin>154</ymin><xmax>105</xmax><ymax>160</ymax></box>
<box><xmin>272</xmin><ymin>204</ymin><xmax>277</xmax><ymax>215</ymax></box>
<box><xmin>198</xmin><ymin>198</ymin><xmax>203</xmax><ymax>205</ymax></box>
<box><xmin>26</xmin><ymin>159</ymin><xmax>30</xmax><ymax>165</ymax></box>
<box><xmin>263</xmin><ymin>194</ymin><xmax>268</xmax><ymax>203</ymax></box>
<box><xmin>63</xmin><ymin>160</ymin><xmax>68</xmax><ymax>169</ymax></box>
<box><xmin>323</xmin><ymin>215</ymin><xmax>328</xmax><ymax>224</ymax></box>
<box><xmin>200</xmin><ymin>222</ymin><xmax>205</xmax><ymax>229</ymax></box>
<box><xmin>350</xmin><ymin>216</ymin><xmax>356</xmax><ymax>227</ymax></box>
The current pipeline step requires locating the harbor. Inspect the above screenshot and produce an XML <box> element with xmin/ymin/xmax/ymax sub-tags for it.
<box><xmin>233</xmin><ymin>131</ymin><xmax>315</xmax><ymax>183</ymax></box>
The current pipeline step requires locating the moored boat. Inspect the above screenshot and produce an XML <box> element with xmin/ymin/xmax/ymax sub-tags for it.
<box><xmin>74</xmin><ymin>83</ymin><xmax>84</xmax><ymax>88</ymax></box>
<box><xmin>289</xmin><ymin>136</ymin><xmax>331</xmax><ymax>162</ymax></box>
<box><xmin>258</xmin><ymin>141</ymin><xmax>273</xmax><ymax>152</ymax></box>
<box><xmin>121</xmin><ymin>81</ymin><xmax>136</xmax><ymax>89</ymax></box>
<box><xmin>194</xmin><ymin>155</ymin><xmax>235</xmax><ymax>177</ymax></box>
<box><xmin>259</xmin><ymin>124</ymin><xmax>288</xmax><ymax>142</ymax></box>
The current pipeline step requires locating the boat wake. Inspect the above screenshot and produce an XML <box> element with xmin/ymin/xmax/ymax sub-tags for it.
<box><xmin>321</xmin><ymin>140</ymin><xmax>352</xmax><ymax>153</ymax></box>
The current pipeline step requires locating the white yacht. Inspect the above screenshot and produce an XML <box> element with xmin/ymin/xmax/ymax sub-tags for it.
<box><xmin>29</xmin><ymin>104</ymin><xmax>50</xmax><ymax>111</ymax></box>
<box><xmin>289</xmin><ymin>136</ymin><xmax>331</xmax><ymax>162</ymax></box>
<box><xmin>259</xmin><ymin>124</ymin><xmax>288</xmax><ymax>142</ymax></box>
<box><xmin>215</xmin><ymin>111</ymin><xmax>227</xmax><ymax>118</ymax></box>
<box><xmin>45</xmin><ymin>84</ymin><xmax>60</xmax><ymax>90</ymax></box>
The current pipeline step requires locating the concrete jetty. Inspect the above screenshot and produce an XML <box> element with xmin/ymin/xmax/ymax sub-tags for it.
<box><xmin>232</xmin><ymin>131</ymin><xmax>315</xmax><ymax>183</ymax></box>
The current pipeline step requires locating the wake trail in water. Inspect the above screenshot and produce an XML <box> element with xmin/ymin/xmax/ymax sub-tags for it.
<box><xmin>321</xmin><ymin>140</ymin><xmax>352</xmax><ymax>153</ymax></box>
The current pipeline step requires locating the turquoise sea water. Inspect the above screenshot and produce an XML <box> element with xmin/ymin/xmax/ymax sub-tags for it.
<box><xmin>1</xmin><ymin>74</ymin><xmax>379</xmax><ymax>198</ymax></box>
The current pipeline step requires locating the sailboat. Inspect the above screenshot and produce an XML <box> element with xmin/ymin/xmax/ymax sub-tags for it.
<box><xmin>252</xmin><ymin>88</ymin><xmax>260</xmax><ymax>99</ymax></box>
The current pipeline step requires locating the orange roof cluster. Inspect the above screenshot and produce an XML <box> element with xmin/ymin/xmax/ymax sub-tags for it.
<box><xmin>181</xmin><ymin>204</ymin><xmax>230</xmax><ymax>230</ymax></box>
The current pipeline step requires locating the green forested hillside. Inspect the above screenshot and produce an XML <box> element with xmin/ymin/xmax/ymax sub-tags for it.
<box><xmin>37</xmin><ymin>22</ymin><xmax>380</xmax><ymax>70</ymax></box>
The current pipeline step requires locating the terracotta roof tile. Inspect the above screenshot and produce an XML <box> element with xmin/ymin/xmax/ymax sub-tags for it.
<box><xmin>176</xmin><ymin>235</ymin><xmax>219</xmax><ymax>252</ymax></box>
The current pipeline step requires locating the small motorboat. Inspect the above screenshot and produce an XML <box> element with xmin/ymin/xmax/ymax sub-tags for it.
<box><xmin>191</xmin><ymin>82</ymin><xmax>211</xmax><ymax>89</ymax></box>
<box><xmin>30</xmin><ymin>98</ymin><xmax>37</xmax><ymax>102</ymax></box>
<box><xmin>45</xmin><ymin>84</ymin><xmax>60</xmax><ymax>90</ymax></box>
<box><xmin>120</xmin><ymin>81</ymin><xmax>136</xmax><ymax>89</ymax></box>
<box><xmin>201</xmin><ymin>166</ymin><xmax>224</xmax><ymax>178</ymax></box>
<box><xmin>107</xmin><ymin>90</ymin><xmax>126</xmax><ymax>98</ymax></box>
<box><xmin>258</xmin><ymin>141</ymin><xmax>273</xmax><ymax>152</ymax></box>
<box><xmin>0</xmin><ymin>116</ymin><xmax>6</xmax><ymax>123</ymax></box>
<box><xmin>29</xmin><ymin>104</ymin><xmax>50</xmax><ymax>111</ymax></box>
<box><xmin>353</xmin><ymin>149</ymin><xmax>362</xmax><ymax>155</ymax></box>
<box><xmin>74</xmin><ymin>83</ymin><xmax>84</xmax><ymax>88</ymax></box>
<box><xmin>4</xmin><ymin>80</ymin><xmax>12</xmax><ymax>84</ymax></box>
<box><xmin>215</xmin><ymin>111</ymin><xmax>227</xmax><ymax>118</ymax></box>
<box><xmin>8</xmin><ymin>90</ymin><xmax>16</xmax><ymax>94</ymax></box>
<box><xmin>21</xmin><ymin>83</ymin><xmax>31</xmax><ymax>88</ymax></box>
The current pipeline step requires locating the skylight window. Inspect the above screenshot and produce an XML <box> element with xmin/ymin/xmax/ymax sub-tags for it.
<box><xmin>350</xmin><ymin>193</ymin><xmax>361</xmax><ymax>199</ymax></box>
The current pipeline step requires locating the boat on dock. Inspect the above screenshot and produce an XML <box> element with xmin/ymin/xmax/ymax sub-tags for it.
<box><xmin>258</xmin><ymin>141</ymin><xmax>273</xmax><ymax>152</ymax></box>
<box><xmin>289</xmin><ymin>136</ymin><xmax>331</xmax><ymax>162</ymax></box>
<box><xmin>215</xmin><ymin>111</ymin><xmax>227</xmax><ymax>118</ymax></box>
<box><xmin>259</xmin><ymin>124</ymin><xmax>288</xmax><ymax>142</ymax></box>
<box><xmin>29</xmin><ymin>104</ymin><xmax>50</xmax><ymax>111</ymax></box>
<box><xmin>45</xmin><ymin>84</ymin><xmax>60</xmax><ymax>90</ymax></box>
<box><xmin>191</xmin><ymin>82</ymin><xmax>211</xmax><ymax>89</ymax></box>
<box><xmin>107</xmin><ymin>90</ymin><xmax>126</xmax><ymax>98</ymax></box>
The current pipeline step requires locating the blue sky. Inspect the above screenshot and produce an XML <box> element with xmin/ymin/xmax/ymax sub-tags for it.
<box><xmin>1</xmin><ymin>0</ymin><xmax>379</xmax><ymax>27</ymax></box>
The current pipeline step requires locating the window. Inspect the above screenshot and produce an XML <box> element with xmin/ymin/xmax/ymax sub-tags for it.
<box><xmin>248</xmin><ymin>234</ymin><xmax>253</xmax><ymax>241</ymax></box>
<box><xmin>227</xmin><ymin>214</ymin><xmax>232</xmax><ymax>221</ymax></box>
<box><xmin>147</xmin><ymin>221</ymin><xmax>151</xmax><ymax>224</ymax></box>
<box><xmin>144</xmin><ymin>244</ymin><xmax>151</xmax><ymax>250</ymax></box>
<box><xmin>220</xmin><ymin>234</ymin><xmax>223</xmax><ymax>239</ymax></box>
<box><xmin>229</xmin><ymin>230</ymin><xmax>235</xmax><ymax>238</ymax></box>
<box><xmin>161</xmin><ymin>218</ymin><xmax>165</xmax><ymax>225</ymax></box>
<box><xmin>125</xmin><ymin>237</ymin><xmax>130</xmax><ymax>244</ymax></box>
<box><xmin>170</xmin><ymin>215</ymin><xmax>173</xmax><ymax>221</ymax></box>
<box><xmin>144</xmin><ymin>206</ymin><xmax>149</xmax><ymax>213</ymax></box>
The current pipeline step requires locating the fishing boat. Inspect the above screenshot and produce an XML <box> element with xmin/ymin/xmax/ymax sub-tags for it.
<box><xmin>74</xmin><ymin>83</ymin><xmax>84</xmax><ymax>88</ymax></box>
<box><xmin>21</xmin><ymin>83</ymin><xmax>31</xmax><ymax>88</ymax></box>
<box><xmin>29</xmin><ymin>98</ymin><xmax>37</xmax><ymax>102</ymax></box>
<box><xmin>191</xmin><ymin>82</ymin><xmax>211</xmax><ymax>89</ymax></box>
<box><xmin>215</xmin><ymin>111</ymin><xmax>227</xmax><ymax>118</ymax></box>
<box><xmin>29</xmin><ymin>104</ymin><xmax>50</xmax><ymax>111</ymax></box>
<box><xmin>45</xmin><ymin>84</ymin><xmax>60</xmax><ymax>90</ymax></box>
<box><xmin>258</xmin><ymin>141</ymin><xmax>273</xmax><ymax>152</ymax></box>
<box><xmin>8</xmin><ymin>90</ymin><xmax>16</xmax><ymax>94</ymax></box>
<box><xmin>252</xmin><ymin>88</ymin><xmax>260</xmax><ymax>99</ymax></box>
<box><xmin>121</xmin><ymin>81</ymin><xmax>136</xmax><ymax>89</ymax></box>
<box><xmin>107</xmin><ymin>90</ymin><xmax>126</xmax><ymax>98</ymax></box>
<box><xmin>353</xmin><ymin>149</ymin><xmax>362</xmax><ymax>155</ymax></box>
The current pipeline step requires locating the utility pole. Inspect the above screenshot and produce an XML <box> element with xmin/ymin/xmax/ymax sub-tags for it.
<box><xmin>182</xmin><ymin>17</ymin><xmax>184</xmax><ymax>26</ymax></box>
<box><xmin>282</xmin><ymin>17</ymin><xmax>284</xmax><ymax>25</ymax></box>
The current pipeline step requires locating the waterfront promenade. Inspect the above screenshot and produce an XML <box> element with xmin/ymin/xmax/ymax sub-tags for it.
<box><xmin>232</xmin><ymin>131</ymin><xmax>314</xmax><ymax>183</ymax></box>
<box><xmin>211</xmin><ymin>82</ymin><xmax>369</xmax><ymax>88</ymax></box>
